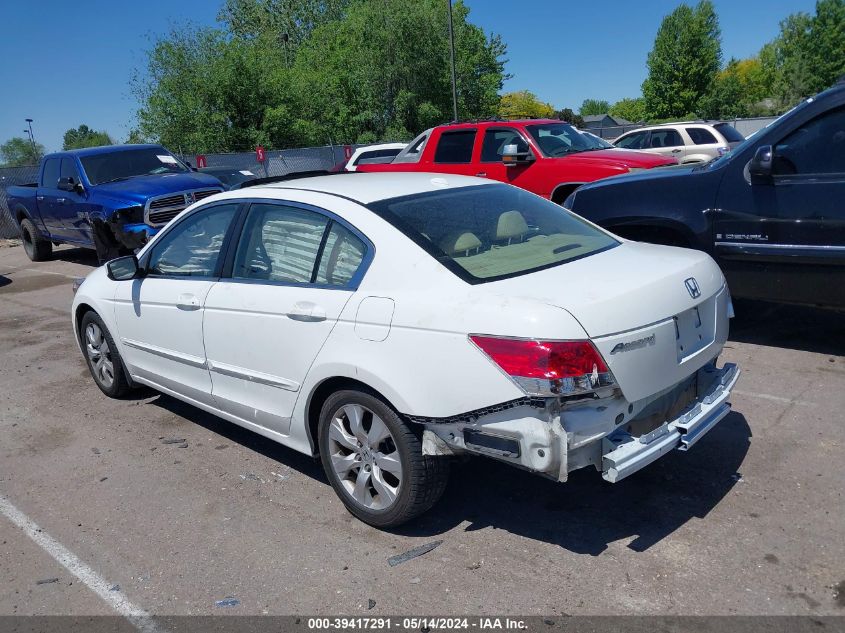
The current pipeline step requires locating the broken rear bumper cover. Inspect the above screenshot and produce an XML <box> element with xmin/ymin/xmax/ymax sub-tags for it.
<box><xmin>418</xmin><ymin>361</ymin><xmax>741</xmax><ymax>483</ymax></box>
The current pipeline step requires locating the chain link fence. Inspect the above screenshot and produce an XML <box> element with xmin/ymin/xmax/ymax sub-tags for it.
<box><xmin>0</xmin><ymin>144</ymin><xmax>357</xmax><ymax>239</ymax></box>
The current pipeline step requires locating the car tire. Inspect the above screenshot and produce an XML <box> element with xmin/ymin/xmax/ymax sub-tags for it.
<box><xmin>19</xmin><ymin>218</ymin><xmax>52</xmax><ymax>262</ymax></box>
<box><xmin>318</xmin><ymin>389</ymin><xmax>449</xmax><ymax>528</ymax></box>
<box><xmin>80</xmin><ymin>311</ymin><xmax>131</xmax><ymax>398</ymax></box>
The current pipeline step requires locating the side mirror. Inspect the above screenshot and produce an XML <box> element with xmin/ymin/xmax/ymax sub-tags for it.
<box><xmin>106</xmin><ymin>255</ymin><xmax>140</xmax><ymax>281</ymax></box>
<box><xmin>57</xmin><ymin>177</ymin><xmax>76</xmax><ymax>192</ymax></box>
<box><xmin>748</xmin><ymin>145</ymin><xmax>773</xmax><ymax>184</ymax></box>
<box><xmin>502</xmin><ymin>144</ymin><xmax>534</xmax><ymax>166</ymax></box>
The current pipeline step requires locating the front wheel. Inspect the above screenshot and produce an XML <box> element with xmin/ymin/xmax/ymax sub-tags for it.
<box><xmin>318</xmin><ymin>390</ymin><xmax>449</xmax><ymax>528</ymax></box>
<box><xmin>80</xmin><ymin>311</ymin><xmax>131</xmax><ymax>398</ymax></box>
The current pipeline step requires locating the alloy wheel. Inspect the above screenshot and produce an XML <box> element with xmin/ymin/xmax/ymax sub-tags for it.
<box><xmin>327</xmin><ymin>403</ymin><xmax>403</xmax><ymax>511</ymax></box>
<box><xmin>85</xmin><ymin>322</ymin><xmax>115</xmax><ymax>389</ymax></box>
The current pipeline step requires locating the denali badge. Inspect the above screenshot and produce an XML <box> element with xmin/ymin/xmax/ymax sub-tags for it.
<box><xmin>684</xmin><ymin>277</ymin><xmax>701</xmax><ymax>299</ymax></box>
<box><xmin>610</xmin><ymin>333</ymin><xmax>656</xmax><ymax>355</ymax></box>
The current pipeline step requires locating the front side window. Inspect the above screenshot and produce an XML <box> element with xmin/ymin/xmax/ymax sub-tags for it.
<box><xmin>147</xmin><ymin>204</ymin><xmax>238</xmax><ymax>277</ymax></box>
<box><xmin>80</xmin><ymin>148</ymin><xmax>188</xmax><ymax>186</ymax></box>
<box><xmin>773</xmin><ymin>106</ymin><xmax>845</xmax><ymax>175</ymax></box>
<box><xmin>480</xmin><ymin>129</ymin><xmax>529</xmax><ymax>162</ymax></box>
<box><xmin>369</xmin><ymin>184</ymin><xmax>618</xmax><ymax>283</ymax></box>
<box><xmin>686</xmin><ymin>127</ymin><xmax>718</xmax><ymax>145</ymax></box>
<box><xmin>434</xmin><ymin>130</ymin><xmax>476</xmax><ymax>163</ymax></box>
<box><xmin>60</xmin><ymin>158</ymin><xmax>81</xmax><ymax>184</ymax></box>
<box><xmin>649</xmin><ymin>129</ymin><xmax>683</xmax><ymax>148</ymax></box>
<box><xmin>615</xmin><ymin>131</ymin><xmax>647</xmax><ymax>150</ymax></box>
<box><xmin>525</xmin><ymin>123</ymin><xmax>594</xmax><ymax>157</ymax></box>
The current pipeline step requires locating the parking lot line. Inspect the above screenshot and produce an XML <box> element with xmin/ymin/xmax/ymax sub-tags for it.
<box><xmin>0</xmin><ymin>493</ymin><xmax>163</xmax><ymax>632</ymax></box>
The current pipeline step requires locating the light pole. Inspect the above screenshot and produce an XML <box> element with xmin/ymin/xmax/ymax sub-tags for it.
<box><xmin>24</xmin><ymin>118</ymin><xmax>36</xmax><ymax>153</ymax></box>
<box><xmin>446</xmin><ymin>0</ymin><xmax>458</xmax><ymax>122</ymax></box>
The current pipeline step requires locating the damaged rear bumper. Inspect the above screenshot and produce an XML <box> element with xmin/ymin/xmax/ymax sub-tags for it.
<box><xmin>418</xmin><ymin>360</ymin><xmax>740</xmax><ymax>484</ymax></box>
<box><xmin>601</xmin><ymin>363</ymin><xmax>740</xmax><ymax>482</ymax></box>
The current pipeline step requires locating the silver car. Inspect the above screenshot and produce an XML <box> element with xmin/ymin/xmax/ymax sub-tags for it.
<box><xmin>614</xmin><ymin>122</ymin><xmax>745</xmax><ymax>164</ymax></box>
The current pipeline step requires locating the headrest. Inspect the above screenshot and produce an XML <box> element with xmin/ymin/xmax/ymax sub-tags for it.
<box><xmin>440</xmin><ymin>231</ymin><xmax>482</xmax><ymax>256</ymax></box>
<box><xmin>496</xmin><ymin>211</ymin><xmax>529</xmax><ymax>240</ymax></box>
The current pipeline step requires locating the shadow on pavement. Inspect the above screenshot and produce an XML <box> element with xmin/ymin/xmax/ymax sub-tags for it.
<box><xmin>730</xmin><ymin>299</ymin><xmax>845</xmax><ymax>356</ymax></box>
<box><xmin>148</xmin><ymin>390</ymin><xmax>750</xmax><ymax>555</ymax></box>
<box><xmin>51</xmin><ymin>246</ymin><xmax>100</xmax><ymax>267</ymax></box>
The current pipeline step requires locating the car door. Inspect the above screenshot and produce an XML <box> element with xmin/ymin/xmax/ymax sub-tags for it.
<box><xmin>58</xmin><ymin>157</ymin><xmax>93</xmax><ymax>244</ymax></box>
<box><xmin>475</xmin><ymin>127</ymin><xmax>536</xmax><ymax>186</ymax></box>
<box><xmin>646</xmin><ymin>128</ymin><xmax>685</xmax><ymax>160</ymax></box>
<box><xmin>37</xmin><ymin>157</ymin><xmax>65</xmax><ymax>238</ymax></box>
<box><xmin>430</xmin><ymin>129</ymin><xmax>479</xmax><ymax>177</ymax></box>
<box><xmin>113</xmin><ymin>202</ymin><xmax>241</xmax><ymax>404</ymax></box>
<box><xmin>714</xmin><ymin>105</ymin><xmax>845</xmax><ymax>308</ymax></box>
<box><xmin>202</xmin><ymin>201</ymin><xmax>371</xmax><ymax>435</ymax></box>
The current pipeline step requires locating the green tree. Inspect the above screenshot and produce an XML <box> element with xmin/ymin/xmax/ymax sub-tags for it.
<box><xmin>642</xmin><ymin>0</ymin><xmax>722</xmax><ymax>119</ymax></box>
<box><xmin>579</xmin><ymin>99</ymin><xmax>610</xmax><ymax>116</ymax></box>
<box><xmin>62</xmin><ymin>124</ymin><xmax>113</xmax><ymax>150</ymax></box>
<box><xmin>554</xmin><ymin>108</ymin><xmax>584</xmax><ymax>127</ymax></box>
<box><xmin>132</xmin><ymin>0</ymin><xmax>507</xmax><ymax>149</ymax></box>
<box><xmin>499</xmin><ymin>90</ymin><xmax>555</xmax><ymax>119</ymax></box>
<box><xmin>609</xmin><ymin>97</ymin><xmax>647</xmax><ymax>122</ymax></box>
<box><xmin>0</xmin><ymin>137</ymin><xmax>45</xmax><ymax>166</ymax></box>
<box><xmin>126</xmin><ymin>129</ymin><xmax>147</xmax><ymax>144</ymax></box>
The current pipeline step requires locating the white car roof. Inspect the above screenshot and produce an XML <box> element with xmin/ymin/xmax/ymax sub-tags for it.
<box><xmin>256</xmin><ymin>172</ymin><xmax>492</xmax><ymax>204</ymax></box>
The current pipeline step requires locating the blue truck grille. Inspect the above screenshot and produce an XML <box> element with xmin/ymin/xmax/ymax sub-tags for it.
<box><xmin>146</xmin><ymin>189</ymin><xmax>222</xmax><ymax>226</ymax></box>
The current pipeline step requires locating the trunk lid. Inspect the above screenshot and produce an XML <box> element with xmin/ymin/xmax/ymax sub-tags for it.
<box><xmin>487</xmin><ymin>242</ymin><xmax>730</xmax><ymax>401</ymax></box>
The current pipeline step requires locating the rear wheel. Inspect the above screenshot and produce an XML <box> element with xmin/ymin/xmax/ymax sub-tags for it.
<box><xmin>318</xmin><ymin>389</ymin><xmax>449</xmax><ymax>528</ymax></box>
<box><xmin>80</xmin><ymin>311</ymin><xmax>130</xmax><ymax>398</ymax></box>
<box><xmin>19</xmin><ymin>218</ymin><xmax>52</xmax><ymax>261</ymax></box>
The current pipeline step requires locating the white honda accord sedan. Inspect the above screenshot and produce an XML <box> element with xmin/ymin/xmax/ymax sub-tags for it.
<box><xmin>72</xmin><ymin>172</ymin><xmax>740</xmax><ymax>527</ymax></box>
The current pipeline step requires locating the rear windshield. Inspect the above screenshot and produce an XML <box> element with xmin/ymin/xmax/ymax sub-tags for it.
<box><xmin>81</xmin><ymin>148</ymin><xmax>189</xmax><ymax>185</ymax></box>
<box><xmin>713</xmin><ymin>123</ymin><xmax>745</xmax><ymax>143</ymax></box>
<box><xmin>368</xmin><ymin>184</ymin><xmax>618</xmax><ymax>283</ymax></box>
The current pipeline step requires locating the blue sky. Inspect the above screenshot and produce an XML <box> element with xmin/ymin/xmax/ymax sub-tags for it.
<box><xmin>1</xmin><ymin>0</ymin><xmax>817</xmax><ymax>152</ymax></box>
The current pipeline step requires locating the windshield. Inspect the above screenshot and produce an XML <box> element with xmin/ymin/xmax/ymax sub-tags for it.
<box><xmin>80</xmin><ymin>148</ymin><xmax>189</xmax><ymax>185</ymax></box>
<box><xmin>525</xmin><ymin>123</ymin><xmax>600</xmax><ymax>157</ymax></box>
<box><xmin>368</xmin><ymin>184</ymin><xmax>618</xmax><ymax>283</ymax></box>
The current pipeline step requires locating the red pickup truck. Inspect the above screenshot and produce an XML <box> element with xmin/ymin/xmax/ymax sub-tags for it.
<box><xmin>358</xmin><ymin>119</ymin><xmax>676</xmax><ymax>203</ymax></box>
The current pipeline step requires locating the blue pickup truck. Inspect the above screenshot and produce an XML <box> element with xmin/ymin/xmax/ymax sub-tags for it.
<box><xmin>7</xmin><ymin>144</ymin><xmax>223</xmax><ymax>262</ymax></box>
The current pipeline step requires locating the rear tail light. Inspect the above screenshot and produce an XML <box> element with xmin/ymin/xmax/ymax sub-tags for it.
<box><xmin>470</xmin><ymin>335</ymin><xmax>616</xmax><ymax>397</ymax></box>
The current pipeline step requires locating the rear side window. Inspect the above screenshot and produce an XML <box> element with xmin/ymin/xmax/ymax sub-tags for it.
<box><xmin>713</xmin><ymin>123</ymin><xmax>745</xmax><ymax>143</ymax></box>
<box><xmin>41</xmin><ymin>159</ymin><xmax>60</xmax><ymax>188</ymax></box>
<box><xmin>686</xmin><ymin>127</ymin><xmax>718</xmax><ymax>145</ymax></box>
<box><xmin>315</xmin><ymin>223</ymin><xmax>366</xmax><ymax>286</ymax></box>
<box><xmin>434</xmin><ymin>130</ymin><xmax>476</xmax><ymax>163</ymax></box>
<box><xmin>233</xmin><ymin>204</ymin><xmax>329</xmax><ymax>283</ymax></box>
<box><xmin>369</xmin><ymin>184</ymin><xmax>618</xmax><ymax>284</ymax></box>
<box><xmin>615</xmin><ymin>131</ymin><xmax>647</xmax><ymax>149</ymax></box>
<box><xmin>648</xmin><ymin>129</ymin><xmax>683</xmax><ymax>148</ymax></box>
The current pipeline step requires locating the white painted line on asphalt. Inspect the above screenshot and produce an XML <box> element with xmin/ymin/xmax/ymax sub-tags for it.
<box><xmin>0</xmin><ymin>493</ymin><xmax>164</xmax><ymax>633</ymax></box>
<box><xmin>733</xmin><ymin>389</ymin><xmax>817</xmax><ymax>407</ymax></box>
<box><xmin>22</xmin><ymin>267</ymin><xmax>82</xmax><ymax>279</ymax></box>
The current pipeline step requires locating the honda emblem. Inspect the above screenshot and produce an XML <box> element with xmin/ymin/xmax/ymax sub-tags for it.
<box><xmin>684</xmin><ymin>277</ymin><xmax>701</xmax><ymax>299</ymax></box>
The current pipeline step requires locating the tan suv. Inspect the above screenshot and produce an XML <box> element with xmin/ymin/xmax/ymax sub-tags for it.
<box><xmin>613</xmin><ymin>122</ymin><xmax>745</xmax><ymax>164</ymax></box>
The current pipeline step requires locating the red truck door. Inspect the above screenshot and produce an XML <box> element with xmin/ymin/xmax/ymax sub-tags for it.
<box><xmin>427</xmin><ymin>128</ymin><xmax>478</xmax><ymax>177</ymax></box>
<box><xmin>474</xmin><ymin>127</ymin><xmax>539</xmax><ymax>190</ymax></box>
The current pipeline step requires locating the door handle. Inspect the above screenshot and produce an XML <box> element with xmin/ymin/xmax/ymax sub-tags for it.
<box><xmin>475</xmin><ymin>172</ymin><xmax>487</xmax><ymax>177</ymax></box>
<box><xmin>286</xmin><ymin>301</ymin><xmax>327</xmax><ymax>322</ymax></box>
<box><xmin>671</xmin><ymin>149</ymin><xmax>682</xmax><ymax>153</ymax></box>
<box><xmin>36</xmin><ymin>195</ymin><xmax>45</xmax><ymax>201</ymax></box>
<box><xmin>176</xmin><ymin>293</ymin><xmax>201</xmax><ymax>310</ymax></box>
<box><xmin>57</xmin><ymin>197</ymin><xmax>67</xmax><ymax>204</ymax></box>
